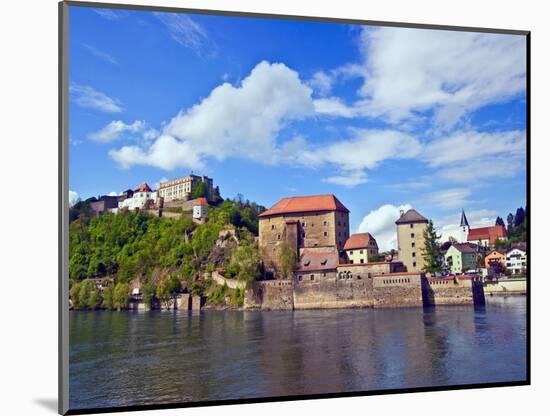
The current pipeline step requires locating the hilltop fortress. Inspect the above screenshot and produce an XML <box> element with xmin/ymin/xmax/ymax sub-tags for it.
<box><xmin>245</xmin><ymin>194</ymin><xmax>485</xmax><ymax>310</ymax></box>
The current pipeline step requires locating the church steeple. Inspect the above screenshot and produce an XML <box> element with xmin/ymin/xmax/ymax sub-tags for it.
<box><xmin>459</xmin><ymin>209</ymin><xmax>470</xmax><ymax>243</ymax></box>
<box><xmin>460</xmin><ymin>210</ymin><xmax>469</xmax><ymax>227</ymax></box>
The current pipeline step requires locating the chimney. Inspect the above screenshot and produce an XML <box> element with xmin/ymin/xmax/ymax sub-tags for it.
<box><xmin>399</xmin><ymin>209</ymin><xmax>405</xmax><ymax>216</ymax></box>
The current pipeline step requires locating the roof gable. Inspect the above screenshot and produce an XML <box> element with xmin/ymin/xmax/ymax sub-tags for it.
<box><xmin>344</xmin><ymin>233</ymin><xmax>378</xmax><ymax>250</ymax></box>
<box><xmin>467</xmin><ymin>225</ymin><xmax>507</xmax><ymax>243</ymax></box>
<box><xmin>296</xmin><ymin>248</ymin><xmax>339</xmax><ymax>272</ymax></box>
<box><xmin>134</xmin><ymin>183</ymin><xmax>153</xmax><ymax>193</ymax></box>
<box><xmin>259</xmin><ymin>194</ymin><xmax>349</xmax><ymax>217</ymax></box>
<box><xmin>395</xmin><ymin>209</ymin><xmax>428</xmax><ymax>224</ymax></box>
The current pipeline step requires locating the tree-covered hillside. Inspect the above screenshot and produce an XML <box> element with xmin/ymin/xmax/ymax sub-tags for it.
<box><xmin>69</xmin><ymin>198</ymin><xmax>266</xmax><ymax>306</ymax></box>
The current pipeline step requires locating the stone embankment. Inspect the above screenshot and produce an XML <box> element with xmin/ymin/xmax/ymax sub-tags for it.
<box><xmin>244</xmin><ymin>273</ymin><xmax>486</xmax><ymax>310</ymax></box>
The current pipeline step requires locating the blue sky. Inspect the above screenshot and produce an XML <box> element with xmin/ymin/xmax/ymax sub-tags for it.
<box><xmin>68</xmin><ymin>6</ymin><xmax>527</xmax><ymax>250</ymax></box>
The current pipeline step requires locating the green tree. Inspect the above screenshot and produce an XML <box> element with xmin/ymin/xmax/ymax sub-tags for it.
<box><xmin>156</xmin><ymin>274</ymin><xmax>181</xmax><ymax>308</ymax></box>
<box><xmin>230</xmin><ymin>244</ymin><xmax>261</xmax><ymax>282</ymax></box>
<box><xmin>421</xmin><ymin>220</ymin><xmax>442</xmax><ymax>274</ymax></box>
<box><xmin>70</xmin><ymin>279</ymin><xmax>101</xmax><ymax>310</ymax></box>
<box><xmin>113</xmin><ymin>283</ymin><xmax>130</xmax><ymax>310</ymax></box>
<box><xmin>102</xmin><ymin>285</ymin><xmax>115</xmax><ymax>310</ymax></box>
<box><xmin>277</xmin><ymin>241</ymin><xmax>297</xmax><ymax>279</ymax></box>
<box><xmin>191</xmin><ymin>181</ymin><xmax>208</xmax><ymax>199</ymax></box>
<box><xmin>70</xmin><ymin>281</ymin><xmax>82</xmax><ymax>309</ymax></box>
<box><xmin>141</xmin><ymin>279</ymin><xmax>157</xmax><ymax>309</ymax></box>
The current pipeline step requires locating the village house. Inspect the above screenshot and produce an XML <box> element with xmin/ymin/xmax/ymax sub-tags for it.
<box><xmin>506</xmin><ymin>247</ymin><xmax>527</xmax><ymax>275</ymax></box>
<box><xmin>158</xmin><ymin>174</ymin><xmax>213</xmax><ymax>202</ymax></box>
<box><xmin>118</xmin><ymin>183</ymin><xmax>157</xmax><ymax>211</ymax></box>
<box><xmin>343</xmin><ymin>232</ymin><xmax>379</xmax><ymax>264</ymax></box>
<box><xmin>192</xmin><ymin>197</ymin><xmax>209</xmax><ymax>223</ymax></box>
<box><xmin>258</xmin><ymin>194</ymin><xmax>350</xmax><ymax>277</ymax></box>
<box><xmin>484</xmin><ymin>249</ymin><xmax>507</xmax><ymax>271</ymax></box>
<box><xmin>396</xmin><ymin>209</ymin><xmax>428</xmax><ymax>272</ymax></box>
<box><xmin>445</xmin><ymin>243</ymin><xmax>480</xmax><ymax>274</ymax></box>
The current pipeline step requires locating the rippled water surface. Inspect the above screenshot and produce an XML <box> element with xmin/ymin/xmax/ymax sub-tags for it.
<box><xmin>69</xmin><ymin>297</ymin><xmax>527</xmax><ymax>410</ymax></box>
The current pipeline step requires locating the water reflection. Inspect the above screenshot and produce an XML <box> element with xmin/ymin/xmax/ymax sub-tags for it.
<box><xmin>70</xmin><ymin>297</ymin><xmax>526</xmax><ymax>410</ymax></box>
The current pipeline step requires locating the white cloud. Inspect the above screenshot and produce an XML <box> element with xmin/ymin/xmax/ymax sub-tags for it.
<box><xmin>83</xmin><ymin>44</ymin><xmax>118</xmax><ymax>65</ymax></box>
<box><xmin>428</xmin><ymin>188</ymin><xmax>472</xmax><ymax>209</ymax></box>
<box><xmin>70</xmin><ymin>84</ymin><xmax>123</xmax><ymax>113</ymax></box>
<box><xmin>69</xmin><ymin>190</ymin><xmax>79</xmax><ymax>207</ymax></box>
<box><xmin>352</xmin><ymin>27</ymin><xmax>526</xmax><ymax>128</ymax></box>
<box><xmin>436</xmin><ymin>209</ymin><xmax>497</xmax><ymax>242</ymax></box>
<box><xmin>309</xmin><ymin>71</ymin><xmax>333</xmax><ymax>96</ymax></box>
<box><xmin>110</xmin><ymin>61</ymin><xmax>314</xmax><ymax>170</ymax></box>
<box><xmin>356</xmin><ymin>203</ymin><xmax>412</xmax><ymax>251</ymax></box>
<box><xmin>107</xmin><ymin>191</ymin><xmax>119</xmax><ymax>196</ymax></box>
<box><xmin>279</xmin><ymin>129</ymin><xmax>422</xmax><ymax>187</ymax></box>
<box><xmin>88</xmin><ymin>120</ymin><xmax>146</xmax><ymax>143</ymax></box>
<box><xmin>423</xmin><ymin>129</ymin><xmax>526</xmax><ymax>182</ymax></box>
<box><xmin>323</xmin><ymin>170</ymin><xmax>367</xmax><ymax>187</ymax></box>
<box><xmin>154</xmin><ymin>12</ymin><xmax>216</xmax><ymax>57</ymax></box>
<box><xmin>314</xmin><ymin>97</ymin><xmax>358</xmax><ymax>118</ymax></box>
<box><xmin>93</xmin><ymin>9</ymin><xmax>121</xmax><ymax>20</ymax></box>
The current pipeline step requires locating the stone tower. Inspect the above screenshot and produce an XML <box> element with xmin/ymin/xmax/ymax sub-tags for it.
<box><xmin>459</xmin><ymin>209</ymin><xmax>470</xmax><ymax>243</ymax></box>
<box><xmin>396</xmin><ymin>209</ymin><xmax>429</xmax><ymax>273</ymax></box>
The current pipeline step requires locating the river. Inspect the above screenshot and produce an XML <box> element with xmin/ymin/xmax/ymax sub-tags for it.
<box><xmin>69</xmin><ymin>296</ymin><xmax>527</xmax><ymax>410</ymax></box>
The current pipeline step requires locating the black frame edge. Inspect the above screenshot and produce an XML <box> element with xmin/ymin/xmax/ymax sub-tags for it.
<box><xmin>59</xmin><ymin>1</ymin><xmax>70</xmax><ymax>415</ymax></box>
<box><xmin>63</xmin><ymin>0</ymin><xmax>530</xmax><ymax>36</ymax></box>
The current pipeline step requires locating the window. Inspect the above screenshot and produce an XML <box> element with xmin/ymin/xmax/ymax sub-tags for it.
<box><xmin>277</xmin><ymin>234</ymin><xmax>281</xmax><ymax>240</ymax></box>
<box><xmin>360</xmin><ymin>259</ymin><xmax>364</xmax><ymax>264</ymax></box>
<box><xmin>324</xmin><ymin>231</ymin><xmax>328</xmax><ymax>237</ymax></box>
<box><xmin>413</xmin><ymin>262</ymin><xmax>417</xmax><ymax>268</ymax></box>
<box><xmin>410</xmin><ymin>223</ymin><xmax>414</xmax><ymax>228</ymax></box>
<box><xmin>411</xmin><ymin>242</ymin><xmax>415</xmax><ymax>248</ymax></box>
<box><xmin>298</xmin><ymin>275</ymin><xmax>302</xmax><ymax>281</ymax></box>
<box><xmin>310</xmin><ymin>275</ymin><xmax>315</xmax><ymax>281</ymax></box>
<box><xmin>338</xmin><ymin>221</ymin><xmax>341</xmax><ymax>226</ymax></box>
<box><xmin>338</xmin><ymin>231</ymin><xmax>341</xmax><ymax>237</ymax></box>
<box><xmin>271</xmin><ymin>224</ymin><xmax>275</xmax><ymax>230</ymax></box>
<box><xmin>349</xmin><ymin>250</ymin><xmax>353</xmax><ymax>255</ymax></box>
<box><xmin>301</xmin><ymin>222</ymin><xmax>305</xmax><ymax>227</ymax></box>
<box><xmin>412</xmin><ymin>252</ymin><xmax>416</xmax><ymax>257</ymax></box>
<box><xmin>323</xmin><ymin>220</ymin><xmax>328</xmax><ymax>226</ymax></box>
<box><xmin>411</xmin><ymin>233</ymin><xmax>415</xmax><ymax>238</ymax></box>
<box><xmin>350</xmin><ymin>260</ymin><xmax>354</xmax><ymax>264</ymax></box>
<box><xmin>359</xmin><ymin>250</ymin><xmax>363</xmax><ymax>254</ymax></box>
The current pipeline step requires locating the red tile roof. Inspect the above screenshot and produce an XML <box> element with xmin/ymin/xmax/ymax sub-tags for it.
<box><xmin>343</xmin><ymin>233</ymin><xmax>378</xmax><ymax>250</ymax></box>
<box><xmin>135</xmin><ymin>183</ymin><xmax>153</xmax><ymax>193</ymax></box>
<box><xmin>193</xmin><ymin>197</ymin><xmax>209</xmax><ymax>206</ymax></box>
<box><xmin>395</xmin><ymin>209</ymin><xmax>428</xmax><ymax>224</ymax></box>
<box><xmin>450</xmin><ymin>242</ymin><xmax>479</xmax><ymax>253</ymax></box>
<box><xmin>467</xmin><ymin>225</ymin><xmax>507</xmax><ymax>244</ymax></box>
<box><xmin>259</xmin><ymin>194</ymin><xmax>349</xmax><ymax>217</ymax></box>
<box><xmin>296</xmin><ymin>248</ymin><xmax>339</xmax><ymax>272</ymax></box>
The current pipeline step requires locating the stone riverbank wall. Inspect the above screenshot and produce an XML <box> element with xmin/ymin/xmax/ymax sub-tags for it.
<box><xmin>422</xmin><ymin>275</ymin><xmax>485</xmax><ymax>306</ymax></box>
<box><xmin>244</xmin><ymin>272</ymin><xmax>485</xmax><ymax>310</ymax></box>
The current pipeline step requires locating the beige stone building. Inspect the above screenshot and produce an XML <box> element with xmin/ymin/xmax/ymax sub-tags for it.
<box><xmin>258</xmin><ymin>194</ymin><xmax>350</xmax><ymax>277</ymax></box>
<box><xmin>343</xmin><ymin>233</ymin><xmax>379</xmax><ymax>264</ymax></box>
<box><xmin>158</xmin><ymin>174</ymin><xmax>213</xmax><ymax>202</ymax></box>
<box><xmin>396</xmin><ymin>209</ymin><xmax>428</xmax><ymax>272</ymax></box>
